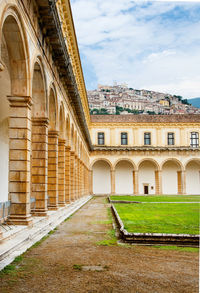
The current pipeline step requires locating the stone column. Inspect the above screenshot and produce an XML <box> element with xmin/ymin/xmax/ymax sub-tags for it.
<box><xmin>80</xmin><ymin>161</ymin><xmax>83</xmax><ymax>197</ymax></box>
<box><xmin>8</xmin><ymin>96</ymin><xmax>32</xmax><ymax>225</ymax></box>
<box><xmin>65</xmin><ymin>146</ymin><xmax>71</xmax><ymax>203</ymax></box>
<box><xmin>58</xmin><ymin>139</ymin><xmax>66</xmax><ymax>206</ymax></box>
<box><xmin>77</xmin><ymin>157</ymin><xmax>80</xmax><ymax>198</ymax></box>
<box><xmin>48</xmin><ymin>131</ymin><xmax>59</xmax><ymax>210</ymax></box>
<box><xmin>70</xmin><ymin>151</ymin><xmax>75</xmax><ymax>201</ymax></box>
<box><xmin>177</xmin><ymin>171</ymin><xmax>183</xmax><ymax>195</ymax></box>
<box><xmin>111</xmin><ymin>170</ymin><xmax>115</xmax><ymax>195</ymax></box>
<box><xmin>155</xmin><ymin>170</ymin><xmax>162</xmax><ymax>195</ymax></box>
<box><xmin>182</xmin><ymin>171</ymin><xmax>186</xmax><ymax>195</ymax></box>
<box><xmin>89</xmin><ymin>170</ymin><xmax>93</xmax><ymax>195</ymax></box>
<box><xmin>74</xmin><ymin>154</ymin><xmax>78</xmax><ymax>200</ymax></box>
<box><xmin>31</xmin><ymin>118</ymin><xmax>48</xmax><ymax>216</ymax></box>
<box><xmin>133</xmin><ymin>170</ymin><xmax>139</xmax><ymax>195</ymax></box>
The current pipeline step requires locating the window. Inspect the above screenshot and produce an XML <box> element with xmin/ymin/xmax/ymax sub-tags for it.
<box><xmin>121</xmin><ymin>132</ymin><xmax>128</xmax><ymax>145</ymax></box>
<box><xmin>144</xmin><ymin>132</ymin><xmax>151</xmax><ymax>145</ymax></box>
<box><xmin>168</xmin><ymin>132</ymin><xmax>174</xmax><ymax>145</ymax></box>
<box><xmin>190</xmin><ymin>132</ymin><xmax>199</xmax><ymax>148</ymax></box>
<box><xmin>98</xmin><ymin>132</ymin><xmax>104</xmax><ymax>145</ymax></box>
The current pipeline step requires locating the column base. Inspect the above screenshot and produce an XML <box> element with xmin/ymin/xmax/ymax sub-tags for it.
<box><xmin>48</xmin><ymin>205</ymin><xmax>59</xmax><ymax>211</ymax></box>
<box><xmin>7</xmin><ymin>214</ymin><xmax>33</xmax><ymax>226</ymax></box>
<box><xmin>58</xmin><ymin>202</ymin><xmax>66</xmax><ymax>207</ymax></box>
<box><xmin>31</xmin><ymin>209</ymin><xmax>48</xmax><ymax>217</ymax></box>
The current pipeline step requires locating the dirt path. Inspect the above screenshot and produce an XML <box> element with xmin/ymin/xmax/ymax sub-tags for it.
<box><xmin>0</xmin><ymin>197</ymin><xmax>198</xmax><ymax>293</ymax></box>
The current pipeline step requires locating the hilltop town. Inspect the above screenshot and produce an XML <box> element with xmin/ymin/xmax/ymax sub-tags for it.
<box><xmin>88</xmin><ymin>83</ymin><xmax>200</xmax><ymax>115</ymax></box>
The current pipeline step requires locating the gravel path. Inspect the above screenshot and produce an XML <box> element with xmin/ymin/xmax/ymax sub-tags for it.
<box><xmin>0</xmin><ymin>197</ymin><xmax>198</xmax><ymax>293</ymax></box>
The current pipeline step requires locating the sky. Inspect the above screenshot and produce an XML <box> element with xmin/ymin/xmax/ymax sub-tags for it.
<box><xmin>70</xmin><ymin>0</ymin><xmax>200</xmax><ymax>99</ymax></box>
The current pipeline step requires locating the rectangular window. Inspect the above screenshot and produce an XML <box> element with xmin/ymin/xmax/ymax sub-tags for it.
<box><xmin>168</xmin><ymin>132</ymin><xmax>174</xmax><ymax>145</ymax></box>
<box><xmin>98</xmin><ymin>132</ymin><xmax>104</xmax><ymax>145</ymax></box>
<box><xmin>144</xmin><ymin>132</ymin><xmax>151</xmax><ymax>145</ymax></box>
<box><xmin>190</xmin><ymin>132</ymin><xmax>199</xmax><ymax>148</ymax></box>
<box><xmin>121</xmin><ymin>132</ymin><xmax>128</xmax><ymax>145</ymax></box>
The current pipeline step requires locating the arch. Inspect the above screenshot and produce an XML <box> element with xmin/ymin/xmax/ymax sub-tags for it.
<box><xmin>58</xmin><ymin>103</ymin><xmax>65</xmax><ymax>139</ymax></box>
<box><xmin>48</xmin><ymin>86</ymin><xmax>57</xmax><ymax>131</ymax></box>
<box><xmin>92</xmin><ymin>160</ymin><xmax>111</xmax><ymax>194</ymax></box>
<box><xmin>32</xmin><ymin>59</ymin><xmax>47</xmax><ymax>118</ymax></box>
<box><xmin>65</xmin><ymin>114</ymin><xmax>70</xmax><ymax>145</ymax></box>
<box><xmin>115</xmin><ymin>160</ymin><xmax>134</xmax><ymax>194</ymax></box>
<box><xmin>113</xmin><ymin>158</ymin><xmax>136</xmax><ymax>170</ymax></box>
<box><xmin>161</xmin><ymin>158</ymin><xmax>183</xmax><ymax>171</ymax></box>
<box><xmin>138</xmin><ymin>159</ymin><xmax>159</xmax><ymax>195</ymax></box>
<box><xmin>70</xmin><ymin>124</ymin><xmax>75</xmax><ymax>151</ymax></box>
<box><xmin>0</xmin><ymin>6</ymin><xmax>29</xmax><ymax>96</ymax></box>
<box><xmin>138</xmin><ymin>158</ymin><xmax>160</xmax><ymax>171</ymax></box>
<box><xmin>162</xmin><ymin>159</ymin><xmax>183</xmax><ymax>195</ymax></box>
<box><xmin>0</xmin><ymin>7</ymin><xmax>29</xmax><ymax>202</ymax></box>
<box><xmin>90</xmin><ymin>158</ymin><xmax>113</xmax><ymax>170</ymax></box>
<box><xmin>185</xmin><ymin>159</ymin><xmax>200</xmax><ymax>195</ymax></box>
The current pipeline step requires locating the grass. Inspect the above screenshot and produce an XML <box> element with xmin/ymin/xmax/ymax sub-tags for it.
<box><xmin>73</xmin><ymin>264</ymin><xmax>82</xmax><ymax>271</ymax></box>
<box><xmin>153</xmin><ymin>245</ymin><xmax>199</xmax><ymax>252</ymax></box>
<box><xmin>114</xmin><ymin>202</ymin><xmax>199</xmax><ymax>234</ymax></box>
<box><xmin>110</xmin><ymin>195</ymin><xmax>200</xmax><ymax>202</ymax></box>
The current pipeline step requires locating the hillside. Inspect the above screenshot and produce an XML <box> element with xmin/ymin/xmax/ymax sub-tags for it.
<box><xmin>88</xmin><ymin>84</ymin><xmax>200</xmax><ymax>115</ymax></box>
<box><xmin>189</xmin><ymin>98</ymin><xmax>200</xmax><ymax>108</ymax></box>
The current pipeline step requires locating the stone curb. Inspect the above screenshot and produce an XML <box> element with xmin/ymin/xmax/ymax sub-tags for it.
<box><xmin>0</xmin><ymin>196</ymin><xmax>92</xmax><ymax>271</ymax></box>
<box><xmin>111</xmin><ymin>204</ymin><xmax>199</xmax><ymax>247</ymax></box>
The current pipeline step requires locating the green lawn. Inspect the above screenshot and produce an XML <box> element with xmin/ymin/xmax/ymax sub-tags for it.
<box><xmin>111</xmin><ymin>195</ymin><xmax>200</xmax><ymax>202</ymax></box>
<box><xmin>114</xmin><ymin>202</ymin><xmax>199</xmax><ymax>234</ymax></box>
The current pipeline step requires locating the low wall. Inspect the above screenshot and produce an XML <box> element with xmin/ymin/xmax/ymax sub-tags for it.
<box><xmin>111</xmin><ymin>204</ymin><xmax>199</xmax><ymax>247</ymax></box>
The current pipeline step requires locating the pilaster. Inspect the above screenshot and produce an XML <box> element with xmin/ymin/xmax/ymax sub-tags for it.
<box><xmin>89</xmin><ymin>170</ymin><xmax>93</xmax><ymax>195</ymax></box>
<box><xmin>111</xmin><ymin>170</ymin><xmax>115</xmax><ymax>195</ymax></box>
<box><xmin>133</xmin><ymin>170</ymin><xmax>139</xmax><ymax>195</ymax></box>
<box><xmin>48</xmin><ymin>130</ymin><xmax>59</xmax><ymax>210</ymax></box>
<box><xmin>65</xmin><ymin>146</ymin><xmax>71</xmax><ymax>203</ymax></box>
<box><xmin>70</xmin><ymin>151</ymin><xmax>75</xmax><ymax>201</ymax></box>
<box><xmin>31</xmin><ymin>118</ymin><xmax>48</xmax><ymax>216</ymax></box>
<box><xmin>8</xmin><ymin>96</ymin><xmax>33</xmax><ymax>225</ymax></box>
<box><xmin>58</xmin><ymin>139</ymin><xmax>66</xmax><ymax>206</ymax></box>
<box><xmin>155</xmin><ymin>170</ymin><xmax>162</xmax><ymax>195</ymax></box>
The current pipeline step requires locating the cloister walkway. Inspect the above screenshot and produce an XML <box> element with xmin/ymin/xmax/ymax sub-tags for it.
<box><xmin>0</xmin><ymin>197</ymin><xmax>198</xmax><ymax>293</ymax></box>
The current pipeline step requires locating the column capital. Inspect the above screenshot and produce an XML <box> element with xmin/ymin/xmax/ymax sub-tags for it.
<box><xmin>48</xmin><ymin>130</ymin><xmax>59</xmax><ymax>138</ymax></box>
<box><xmin>65</xmin><ymin>145</ymin><xmax>71</xmax><ymax>151</ymax></box>
<box><xmin>58</xmin><ymin>138</ymin><xmax>66</xmax><ymax>145</ymax></box>
<box><xmin>70</xmin><ymin>151</ymin><xmax>75</xmax><ymax>155</ymax></box>
<box><xmin>32</xmin><ymin>117</ymin><xmax>49</xmax><ymax>126</ymax></box>
<box><xmin>8</xmin><ymin>96</ymin><xmax>32</xmax><ymax>108</ymax></box>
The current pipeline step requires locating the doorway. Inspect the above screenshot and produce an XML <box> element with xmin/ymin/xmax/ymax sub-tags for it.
<box><xmin>144</xmin><ymin>185</ymin><xmax>149</xmax><ymax>194</ymax></box>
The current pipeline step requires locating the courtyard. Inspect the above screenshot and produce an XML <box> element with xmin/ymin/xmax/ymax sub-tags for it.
<box><xmin>0</xmin><ymin>197</ymin><xmax>198</xmax><ymax>293</ymax></box>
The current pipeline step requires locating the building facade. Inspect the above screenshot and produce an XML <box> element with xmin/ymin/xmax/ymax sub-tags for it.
<box><xmin>0</xmin><ymin>0</ymin><xmax>199</xmax><ymax>238</ymax></box>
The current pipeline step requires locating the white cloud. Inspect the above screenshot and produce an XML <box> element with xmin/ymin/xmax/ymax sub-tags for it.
<box><xmin>71</xmin><ymin>0</ymin><xmax>200</xmax><ymax>98</ymax></box>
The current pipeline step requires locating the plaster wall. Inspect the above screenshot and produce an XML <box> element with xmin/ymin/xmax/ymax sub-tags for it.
<box><xmin>162</xmin><ymin>162</ymin><xmax>178</xmax><ymax>194</ymax></box>
<box><xmin>115</xmin><ymin>161</ymin><xmax>133</xmax><ymax>194</ymax></box>
<box><xmin>93</xmin><ymin>161</ymin><xmax>111</xmax><ymax>194</ymax></box>
<box><xmin>186</xmin><ymin>163</ymin><xmax>200</xmax><ymax>195</ymax></box>
<box><xmin>138</xmin><ymin>162</ymin><xmax>156</xmax><ymax>194</ymax></box>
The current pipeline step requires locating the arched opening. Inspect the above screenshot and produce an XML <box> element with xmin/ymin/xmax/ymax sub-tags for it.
<box><xmin>138</xmin><ymin>160</ymin><xmax>158</xmax><ymax>195</ymax></box>
<box><xmin>115</xmin><ymin>160</ymin><xmax>134</xmax><ymax>194</ymax></box>
<box><xmin>49</xmin><ymin>88</ymin><xmax>57</xmax><ymax>131</ymax></box>
<box><xmin>59</xmin><ymin>104</ymin><xmax>65</xmax><ymax>139</ymax></box>
<box><xmin>31</xmin><ymin>61</ymin><xmax>47</xmax><ymax>215</ymax></box>
<box><xmin>32</xmin><ymin>62</ymin><xmax>46</xmax><ymax>117</ymax></box>
<box><xmin>186</xmin><ymin>160</ymin><xmax>200</xmax><ymax>195</ymax></box>
<box><xmin>162</xmin><ymin>160</ymin><xmax>181</xmax><ymax>194</ymax></box>
<box><xmin>47</xmin><ymin>87</ymin><xmax>58</xmax><ymax>210</ymax></box>
<box><xmin>0</xmin><ymin>14</ymin><xmax>28</xmax><ymax>203</ymax></box>
<box><xmin>92</xmin><ymin>160</ymin><xmax>111</xmax><ymax>194</ymax></box>
<box><xmin>0</xmin><ymin>27</ymin><xmax>10</xmax><ymax>202</ymax></box>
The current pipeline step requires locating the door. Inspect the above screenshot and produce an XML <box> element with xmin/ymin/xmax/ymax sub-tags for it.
<box><xmin>144</xmin><ymin>185</ymin><xmax>149</xmax><ymax>194</ymax></box>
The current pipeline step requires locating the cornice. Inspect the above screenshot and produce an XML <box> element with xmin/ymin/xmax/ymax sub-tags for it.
<box><xmin>91</xmin><ymin>122</ymin><xmax>200</xmax><ymax>128</ymax></box>
<box><xmin>93</xmin><ymin>146</ymin><xmax>200</xmax><ymax>152</ymax></box>
<box><xmin>57</xmin><ymin>0</ymin><xmax>90</xmax><ymax>126</ymax></box>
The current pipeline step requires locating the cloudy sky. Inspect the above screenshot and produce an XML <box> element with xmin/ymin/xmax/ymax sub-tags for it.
<box><xmin>71</xmin><ymin>0</ymin><xmax>200</xmax><ymax>99</ymax></box>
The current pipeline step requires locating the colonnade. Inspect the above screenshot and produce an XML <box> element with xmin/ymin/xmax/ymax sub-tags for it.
<box><xmin>91</xmin><ymin>159</ymin><xmax>200</xmax><ymax>195</ymax></box>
